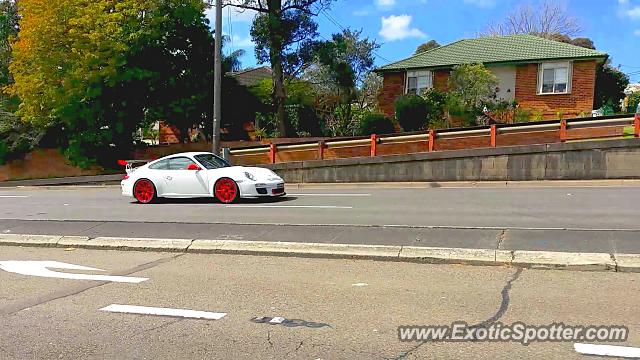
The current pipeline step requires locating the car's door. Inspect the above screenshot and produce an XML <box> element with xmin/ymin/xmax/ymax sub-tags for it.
<box><xmin>162</xmin><ymin>157</ymin><xmax>209</xmax><ymax>196</ymax></box>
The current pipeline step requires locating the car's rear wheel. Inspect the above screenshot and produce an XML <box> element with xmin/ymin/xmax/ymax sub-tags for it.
<box><xmin>134</xmin><ymin>179</ymin><xmax>156</xmax><ymax>204</ymax></box>
<box><xmin>214</xmin><ymin>177</ymin><xmax>239</xmax><ymax>204</ymax></box>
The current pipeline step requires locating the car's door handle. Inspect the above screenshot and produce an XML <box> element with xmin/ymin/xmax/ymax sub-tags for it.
<box><xmin>165</xmin><ymin>176</ymin><xmax>172</xmax><ymax>181</ymax></box>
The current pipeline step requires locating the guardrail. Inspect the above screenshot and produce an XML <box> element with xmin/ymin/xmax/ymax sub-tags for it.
<box><xmin>228</xmin><ymin>115</ymin><xmax>640</xmax><ymax>166</ymax></box>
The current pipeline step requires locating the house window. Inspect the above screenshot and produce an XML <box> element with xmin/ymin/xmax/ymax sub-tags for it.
<box><xmin>538</xmin><ymin>62</ymin><xmax>572</xmax><ymax>94</ymax></box>
<box><xmin>406</xmin><ymin>70</ymin><xmax>432</xmax><ymax>95</ymax></box>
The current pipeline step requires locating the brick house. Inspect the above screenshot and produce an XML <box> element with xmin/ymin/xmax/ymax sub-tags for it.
<box><xmin>375</xmin><ymin>34</ymin><xmax>608</xmax><ymax>121</ymax></box>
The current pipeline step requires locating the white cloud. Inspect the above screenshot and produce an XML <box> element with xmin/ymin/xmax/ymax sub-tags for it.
<box><xmin>379</xmin><ymin>15</ymin><xmax>426</xmax><ymax>41</ymax></box>
<box><xmin>619</xmin><ymin>0</ymin><xmax>629</xmax><ymax>4</ymax></box>
<box><xmin>626</xmin><ymin>6</ymin><xmax>640</xmax><ymax>19</ymax></box>
<box><xmin>462</xmin><ymin>0</ymin><xmax>496</xmax><ymax>8</ymax></box>
<box><xmin>231</xmin><ymin>35</ymin><xmax>254</xmax><ymax>47</ymax></box>
<box><xmin>376</xmin><ymin>0</ymin><xmax>396</xmax><ymax>8</ymax></box>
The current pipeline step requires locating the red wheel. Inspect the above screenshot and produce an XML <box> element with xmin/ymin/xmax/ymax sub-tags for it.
<box><xmin>134</xmin><ymin>179</ymin><xmax>156</xmax><ymax>204</ymax></box>
<box><xmin>214</xmin><ymin>177</ymin><xmax>239</xmax><ymax>204</ymax></box>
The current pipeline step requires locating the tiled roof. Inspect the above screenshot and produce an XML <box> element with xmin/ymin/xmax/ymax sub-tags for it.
<box><xmin>376</xmin><ymin>34</ymin><xmax>607</xmax><ymax>72</ymax></box>
<box><xmin>229</xmin><ymin>66</ymin><xmax>273</xmax><ymax>86</ymax></box>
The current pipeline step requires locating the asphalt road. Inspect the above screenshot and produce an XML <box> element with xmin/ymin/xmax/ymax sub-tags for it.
<box><xmin>1</xmin><ymin>246</ymin><xmax>639</xmax><ymax>359</ymax></box>
<box><xmin>2</xmin><ymin>185</ymin><xmax>640</xmax><ymax>254</ymax></box>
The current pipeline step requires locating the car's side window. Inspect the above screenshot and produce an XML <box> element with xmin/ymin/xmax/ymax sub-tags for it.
<box><xmin>168</xmin><ymin>157</ymin><xmax>196</xmax><ymax>170</ymax></box>
<box><xmin>148</xmin><ymin>159</ymin><xmax>170</xmax><ymax>170</ymax></box>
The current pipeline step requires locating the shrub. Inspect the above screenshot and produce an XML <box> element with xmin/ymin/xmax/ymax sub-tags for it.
<box><xmin>395</xmin><ymin>95</ymin><xmax>427</xmax><ymax>131</ymax></box>
<box><xmin>628</xmin><ymin>92</ymin><xmax>640</xmax><ymax>114</ymax></box>
<box><xmin>422</xmin><ymin>89</ymin><xmax>447</xmax><ymax>127</ymax></box>
<box><xmin>513</xmin><ymin>108</ymin><xmax>532</xmax><ymax>123</ymax></box>
<box><xmin>359</xmin><ymin>112</ymin><xmax>395</xmax><ymax>135</ymax></box>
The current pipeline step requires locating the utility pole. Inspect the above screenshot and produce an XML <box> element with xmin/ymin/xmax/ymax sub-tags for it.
<box><xmin>212</xmin><ymin>0</ymin><xmax>222</xmax><ymax>155</ymax></box>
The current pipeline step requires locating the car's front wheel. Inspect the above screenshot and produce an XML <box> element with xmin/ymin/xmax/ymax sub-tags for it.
<box><xmin>214</xmin><ymin>177</ymin><xmax>239</xmax><ymax>204</ymax></box>
<box><xmin>134</xmin><ymin>179</ymin><xmax>156</xmax><ymax>204</ymax></box>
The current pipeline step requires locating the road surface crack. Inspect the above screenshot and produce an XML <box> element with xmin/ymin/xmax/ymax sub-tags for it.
<box><xmin>390</xmin><ymin>268</ymin><xmax>523</xmax><ymax>359</ymax></box>
<box><xmin>496</xmin><ymin>229</ymin><xmax>507</xmax><ymax>250</ymax></box>
<box><xmin>267</xmin><ymin>330</ymin><xmax>274</xmax><ymax>347</ymax></box>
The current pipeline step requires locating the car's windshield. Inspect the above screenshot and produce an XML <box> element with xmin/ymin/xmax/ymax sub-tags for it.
<box><xmin>194</xmin><ymin>153</ymin><xmax>230</xmax><ymax>169</ymax></box>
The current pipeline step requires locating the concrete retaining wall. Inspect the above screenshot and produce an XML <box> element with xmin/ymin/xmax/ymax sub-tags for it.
<box><xmin>266</xmin><ymin>139</ymin><xmax>640</xmax><ymax>183</ymax></box>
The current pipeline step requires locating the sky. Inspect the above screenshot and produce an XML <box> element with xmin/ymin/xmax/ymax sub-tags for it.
<box><xmin>207</xmin><ymin>0</ymin><xmax>640</xmax><ymax>83</ymax></box>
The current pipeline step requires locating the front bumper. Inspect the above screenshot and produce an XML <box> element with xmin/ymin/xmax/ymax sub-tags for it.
<box><xmin>239</xmin><ymin>180</ymin><xmax>285</xmax><ymax>198</ymax></box>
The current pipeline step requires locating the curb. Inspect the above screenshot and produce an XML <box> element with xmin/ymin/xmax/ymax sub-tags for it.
<box><xmin>2</xmin><ymin>234</ymin><xmax>639</xmax><ymax>272</ymax></box>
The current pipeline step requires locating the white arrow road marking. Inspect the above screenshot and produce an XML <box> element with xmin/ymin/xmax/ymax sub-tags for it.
<box><xmin>225</xmin><ymin>205</ymin><xmax>353</xmax><ymax>209</ymax></box>
<box><xmin>574</xmin><ymin>343</ymin><xmax>640</xmax><ymax>358</ymax></box>
<box><xmin>100</xmin><ymin>304</ymin><xmax>227</xmax><ymax>320</ymax></box>
<box><xmin>0</xmin><ymin>261</ymin><xmax>148</xmax><ymax>283</ymax></box>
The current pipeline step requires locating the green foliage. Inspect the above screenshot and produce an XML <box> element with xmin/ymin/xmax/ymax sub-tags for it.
<box><xmin>594</xmin><ymin>65</ymin><xmax>629</xmax><ymax>112</ymax></box>
<box><xmin>414</xmin><ymin>40</ymin><xmax>440</xmax><ymax>54</ymax></box>
<box><xmin>0</xmin><ymin>107</ymin><xmax>44</xmax><ymax>164</ymax></box>
<box><xmin>422</xmin><ymin>89</ymin><xmax>447</xmax><ymax>126</ymax></box>
<box><xmin>0</xmin><ymin>0</ymin><xmax>18</xmax><ymax>90</ymax></box>
<box><xmin>627</xmin><ymin>92</ymin><xmax>640</xmax><ymax>114</ymax></box>
<box><xmin>358</xmin><ymin>112</ymin><xmax>394</xmax><ymax>135</ymax></box>
<box><xmin>514</xmin><ymin>108</ymin><xmax>533</xmax><ymax>123</ymax></box>
<box><xmin>395</xmin><ymin>95</ymin><xmax>427</xmax><ymax>131</ymax></box>
<box><xmin>448</xmin><ymin>63</ymin><xmax>498</xmax><ymax>111</ymax></box>
<box><xmin>532</xmin><ymin>110</ymin><xmax>544</xmax><ymax>121</ymax></box>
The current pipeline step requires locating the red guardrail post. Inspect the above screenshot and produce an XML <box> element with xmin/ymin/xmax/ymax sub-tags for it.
<box><xmin>490</xmin><ymin>124</ymin><xmax>497</xmax><ymax>147</ymax></box>
<box><xmin>634</xmin><ymin>114</ymin><xmax>640</xmax><ymax>138</ymax></box>
<box><xmin>559</xmin><ymin>119</ymin><xmax>567</xmax><ymax>142</ymax></box>
<box><xmin>370</xmin><ymin>134</ymin><xmax>377</xmax><ymax>156</ymax></box>
<box><xmin>269</xmin><ymin>143</ymin><xmax>276</xmax><ymax>164</ymax></box>
<box><xmin>318</xmin><ymin>140</ymin><xmax>325</xmax><ymax>160</ymax></box>
<box><xmin>428</xmin><ymin>129</ymin><xmax>436</xmax><ymax>151</ymax></box>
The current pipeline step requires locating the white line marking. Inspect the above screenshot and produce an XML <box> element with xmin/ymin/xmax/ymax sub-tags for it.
<box><xmin>226</xmin><ymin>205</ymin><xmax>353</xmax><ymax>209</ymax></box>
<box><xmin>0</xmin><ymin>195</ymin><xmax>29</xmax><ymax>198</ymax></box>
<box><xmin>287</xmin><ymin>193</ymin><xmax>371</xmax><ymax>197</ymax></box>
<box><xmin>352</xmin><ymin>283</ymin><xmax>369</xmax><ymax>287</ymax></box>
<box><xmin>0</xmin><ymin>261</ymin><xmax>148</xmax><ymax>283</ymax></box>
<box><xmin>100</xmin><ymin>304</ymin><xmax>227</xmax><ymax>320</ymax></box>
<box><xmin>574</xmin><ymin>343</ymin><xmax>640</xmax><ymax>358</ymax></box>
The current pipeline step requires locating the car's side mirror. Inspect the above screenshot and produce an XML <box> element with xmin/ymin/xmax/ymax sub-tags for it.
<box><xmin>187</xmin><ymin>164</ymin><xmax>201</xmax><ymax>171</ymax></box>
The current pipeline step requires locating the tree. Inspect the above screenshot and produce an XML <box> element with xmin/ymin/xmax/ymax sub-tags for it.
<box><xmin>594</xmin><ymin>65</ymin><xmax>629</xmax><ymax>112</ymax></box>
<box><xmin>414</xmin><ymin>40</ymin><xmax>440</xmax><ymax>54</ymax></box>
<box><xmin>448</xmin><ymin>63</ymin><xmax>498</xmax><ymax>110</ymax></box>
<box><xmin>0</xmin><ymin>0</ymin><xmax>18</xmax><ymax>90</ymax></box>
<box><xmin>228</xmin><ymin>0</ymin><xmax>333</xmax><ymax>137</ymax></box>
<box><xmin>8</xmin><ymin>0</ymin><xmax>228</xmax><ymax>166</ymax></box>
<box><xmin>483</xmin><ymin>1</ymin><xmax>580</xmax><ymax>39</ymax></box>
<box><xmin>304</xmin><ymin>29</ymin><xmax>380</xmax><ymax>136</ymax></box>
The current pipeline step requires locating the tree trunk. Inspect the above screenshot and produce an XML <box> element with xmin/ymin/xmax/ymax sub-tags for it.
<box><xmin>267</xmin><ymin>0</ymin><xmax>289</xmax><ymax>137</ymax></box>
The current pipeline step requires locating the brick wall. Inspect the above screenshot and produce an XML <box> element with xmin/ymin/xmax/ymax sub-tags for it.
<box><xmin>515</xmin><ymin>60</ymin><xmax>597</xmax><ymax>120</ymax></box>
<box><xmin>433</xmin><ymin>70</ymin><xmax>449</xmax><ymax>92</ymax></box>
<box><xmin>377</xmin><ymin>72</ymin><xmax>405</xmax><ymax>118</ymax></box>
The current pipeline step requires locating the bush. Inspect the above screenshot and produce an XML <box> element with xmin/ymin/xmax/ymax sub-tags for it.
<box><xmin>628</xmin><ymin>92</ymin><xmax>640</xmax><ymax>114</ymax></box>
<box><xmin>513</xmin><ymin>108</ymin><xmax>532</xmax><ymax>123</ymax></box>
<box><xmin>395</xmin><ymin>95</ymin><xmax>427</xmax><ymax>131</ymax></box>
<box><xmin>359</xmin><ymin>112</ymin><xmax>395</xmax><ymax>135</ymax></box>
<box><xmin>422</xmin><ymin>89</ymin><xmax>447</xmax><ymax>127</ymax></box>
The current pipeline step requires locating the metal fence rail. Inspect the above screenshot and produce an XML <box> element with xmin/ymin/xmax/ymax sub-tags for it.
<box><xmin>228</xmin><ymin>115</ymin><xmax>639</xmax><ymax>164</ymax></box>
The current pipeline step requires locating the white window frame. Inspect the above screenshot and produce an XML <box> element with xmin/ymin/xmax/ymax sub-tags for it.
<box><xmin>405</xmin><ymin>70</ymin><xmax>433</xmax><ymax>95</ymax></box>
<box><xmin>537</xmin><ymin>61</ymin><xmax>572</xmax><ymax>95</ymax></box>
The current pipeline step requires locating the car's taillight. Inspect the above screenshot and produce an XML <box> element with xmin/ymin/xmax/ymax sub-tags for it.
<box><xmin>123</xmin><ymin>175</ymin><xmax>129</xmax><ymax>180</ymax></box>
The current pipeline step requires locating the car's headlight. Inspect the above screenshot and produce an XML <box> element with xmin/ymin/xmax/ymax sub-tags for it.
<box><xmin>244</xmin><ymin>172</ymin><xmax>256</xmax><ymax>181</ymax></box>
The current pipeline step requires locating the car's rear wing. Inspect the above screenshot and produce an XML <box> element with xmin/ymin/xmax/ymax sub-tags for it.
<box><xmin>118</xmin><ymin>159</ymin><xmax>154</xmax><ymax>174</ymax></box>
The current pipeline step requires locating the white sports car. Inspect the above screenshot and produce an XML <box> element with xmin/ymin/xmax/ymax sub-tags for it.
<box><xmin>120</xmin><ymin>152</ymin><xmax>285</xmax><ymax>204</ymax></box>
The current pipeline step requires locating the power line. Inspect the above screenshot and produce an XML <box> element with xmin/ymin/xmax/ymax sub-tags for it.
<box><xmin>315</xmin><ymin>6</ymin><xmax>392</xmax><ymax>63</ymax></box>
